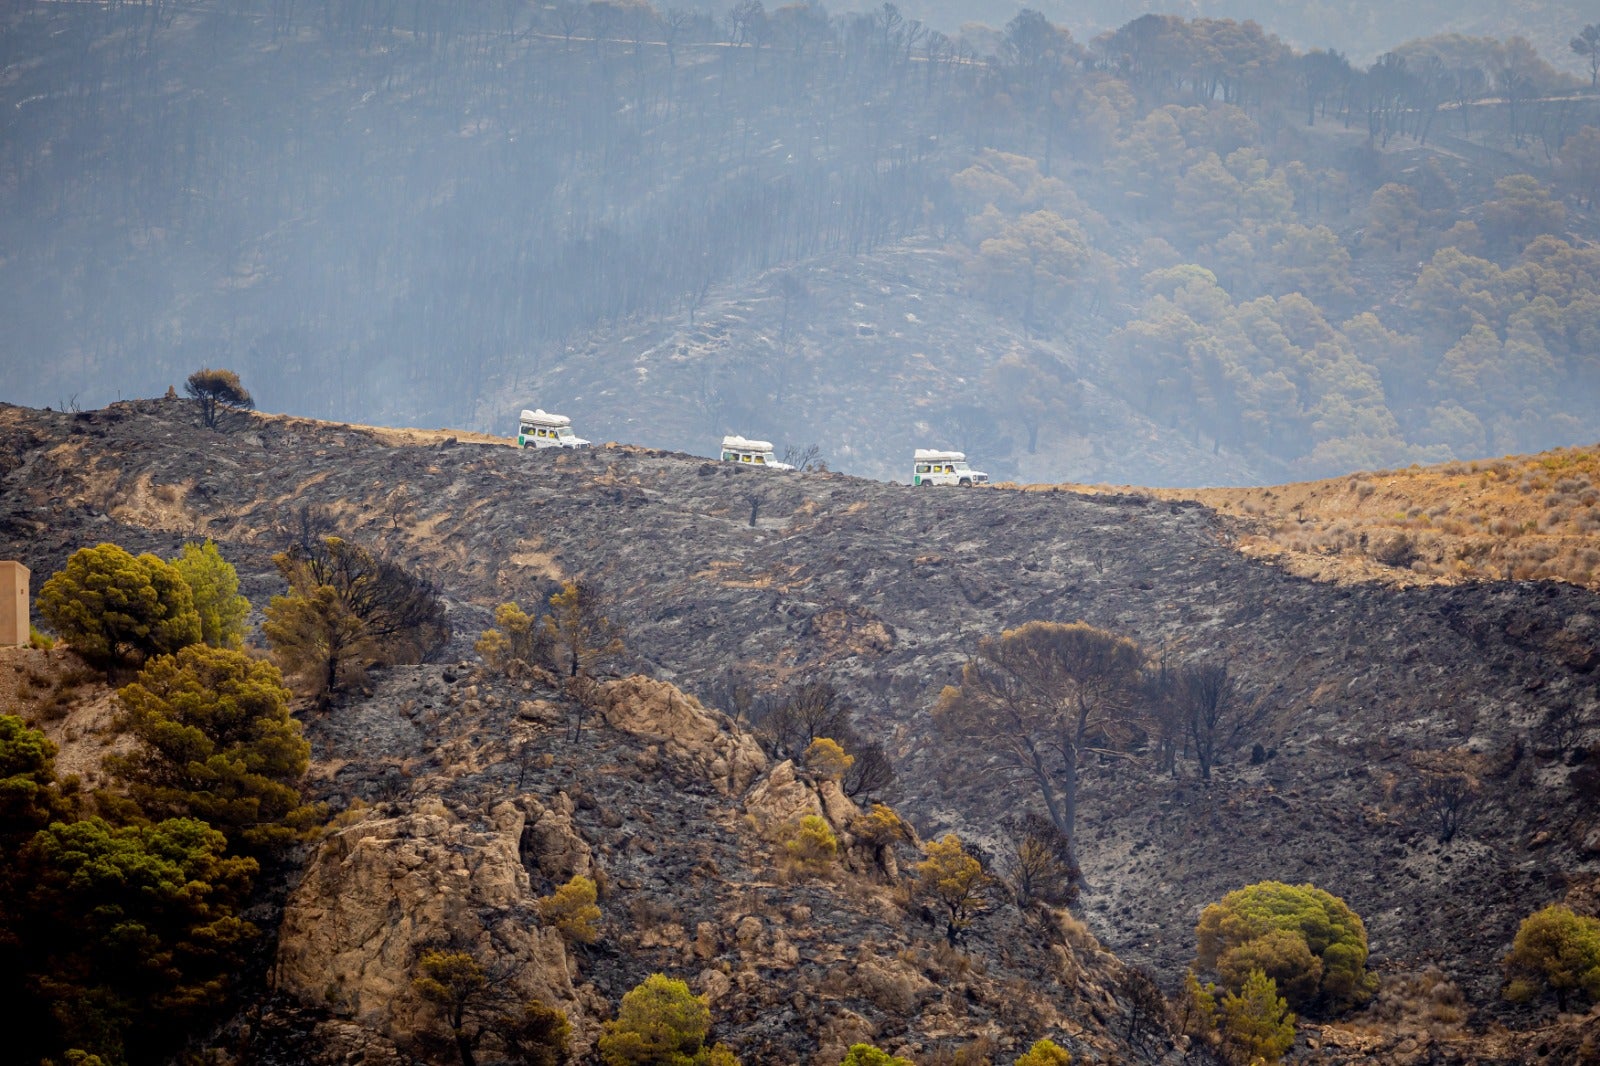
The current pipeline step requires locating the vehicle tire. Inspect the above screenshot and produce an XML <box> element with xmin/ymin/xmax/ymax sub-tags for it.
<box><xmin>921</xmin><ymin>479</ymin><xmax>934</xmax><ymax>487</ymax></box>
<box><xmin>959</xmin><ymin>479</ymin><xmax>972</xmax><ymax>487</ymax></box>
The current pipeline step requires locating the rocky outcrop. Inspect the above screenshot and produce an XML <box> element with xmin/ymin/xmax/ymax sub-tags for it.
<box><xmin>744</xmin><ymin>759</ymin><xmax>826</xmax><ymax>828</ymax></box>
<box><xmin>600</xmin><ymin>675</ymin><xmax>766</xmax><ymax>794</ymax></box>
<box><xmin>274</xmin><ymin>799</ymin><xmax>586</xmax><ymax>1050</ymax></box>
<box><xmin>521</xmin><ymin>792</ymin><xmax>592</xmax><ymax>884</ymax></box>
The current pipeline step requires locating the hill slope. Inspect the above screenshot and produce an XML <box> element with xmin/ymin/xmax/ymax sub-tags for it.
<box><xmin>6</xmin><ymin>398</ymin><xmax>1600</xmax><ymax>1051</ymax></box>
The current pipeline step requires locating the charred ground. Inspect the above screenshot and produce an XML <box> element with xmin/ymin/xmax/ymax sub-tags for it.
<box><xmin>4</xmin><ymin>399</ymin><xmax>1600</xmax><ymax>1057</ymax></box>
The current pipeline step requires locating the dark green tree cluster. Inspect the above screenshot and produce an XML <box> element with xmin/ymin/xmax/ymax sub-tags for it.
<box><xmin>0</xmin><ymin>713</ymin><xmax>274</xmax><ymax>1066</ymax></box>
<box><xmin>107</xmin><ymin>643</ymin><xmax>315</xmax><ymax>852</ymax></box>
<box><xmin>8</xmin><ymin>541</ymin><xmax>315</xmax><ymax>1066</ymax></box>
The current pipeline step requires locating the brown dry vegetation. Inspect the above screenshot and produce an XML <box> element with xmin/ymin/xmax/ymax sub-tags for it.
<box><xmin>1010</xmin><ymin>444</ymin><xmax>1600</xmax><ymax>591</ymax></box>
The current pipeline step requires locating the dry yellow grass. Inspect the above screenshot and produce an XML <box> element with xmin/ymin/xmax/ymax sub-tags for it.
<box><xmin>253</xmin><ymin>410</ymin><xmax>513</xmax><ymax>448</ymax></box>
<box><xmin>1009</xmin><ymin>445</ymin><xmax>1600</xmax><ymax>590</ymax></box>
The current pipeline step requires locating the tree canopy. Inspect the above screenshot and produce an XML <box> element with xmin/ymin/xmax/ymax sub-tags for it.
<box><xmin>107</xmin><ymin>644</ymin><xmax>312</xmax><ymax>852</ymax></box>
<box><xmin>1503</xmin><ymin>904</ymin><xmax>1600</xmax><ymax>1012</ymax></box>
<box><xmin>38</xmin><ymin>544</ymin><xmax>202</xmax><ymax>670</ymax></box>
<box><xmin>1196</xmin><ymin>880</ymin><xmax>1377</xmax><ymax>1015</ymax></box>
<box><xmin>170</xmin><ymin>539</ymin><xmax>250</xmax><ymax>649</ymax></box>
<box><xmin>184</xmin><ymin>368</ymin><xmax>255</xmax><ymax>429</ymax></box>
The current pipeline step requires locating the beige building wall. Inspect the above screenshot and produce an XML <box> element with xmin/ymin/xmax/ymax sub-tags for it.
<box><xmin>0</xmin><ymin>562</ymin><xmax>30</xmax><ymax>647</ymax></box>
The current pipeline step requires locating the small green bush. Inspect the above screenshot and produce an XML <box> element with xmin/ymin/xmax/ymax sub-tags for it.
<box><xmin>1014</xmin><ymin>1037</ymin><xmax>1070</xmax><ymax>1065</ymax></box>
<box><xmin>538</xmin><ymin>874</ymin><xmax>601</xmax><ymax>945</ymax></box>
<box><xmin>598</xmin><ymin>974</ymin><xmax>739</xmax><ymax>1066</ymax></box>
<box><xmin>840</xmin><ymin>1045</ymin><xmax>915</xmax><ymax>1066</ymax></box>
<box><xmin>1503</xmin><ymin>904</ymin><xmax>1600</xmax><ymax>1012</ymax></box>
<box><xmin>784</xmin><ymin>814</ymin><xmax>839</xmax><ymax>870</ymax></box>
<box><xmin>1218</xmin><ymin>968</ymin><xmax>1295</xmax><ymax>1063</ymax></box>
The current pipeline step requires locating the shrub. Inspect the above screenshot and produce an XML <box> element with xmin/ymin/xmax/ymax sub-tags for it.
<box><xmin>804</xmin><ymin>737</ymin><xmax>854</xmax><ymax>780</ymax></box>
<box><xmin>914</xmin><ymin>834</ymin><xmax>993</xmax><ymax>946</ymax></box>
<box><xmin>840</xmin><ymin>1046</ymin><xmax>915</xmax><ymax>1066</ymax></box>
<box><xmin>1014</xmin><ymin>1038</ymin><xmax>1070</xmax><ymax>1065</ymax></box>
<box><xmin>598</xmin><ymin>973</ymin><xmax>739</xmax><ymax>1066</ymax></box>
<box><xmin>1503</xmin><ymin>904</ymin><xmax>1600</xmax><ymax>1012</ymax></box>
<box><xmin>170</xmin><ymin>540</ymin><xmax>249</xmax><ymax>649</ymax></box>
<box><xmin>539</xmin><ymin>874</ymin><xmax>601</xmax><ymax>945</ymax></box>
<box><xmin>1218</xmin><ymin>968</ymin><xmax>1295</xmax><ymax>1063</ymax></box>
<box><xmin>38</xmin><ymin>544</ymin><xmax>202</xmax><ymax>670</ymax></box>
<box><xmin>856</xmin><ymin>803</ymin><xmax>912</xmax><ymax>847</ymax></box>
<box><xmin>500</xmin><ymin>999</ymin><xmax>572</xmax><ymax>1066</ymax></box>
<box><xmin>28</xmin><ymin>625</ymin><xmax>54</xmax><ymax>650</ymax></box>
<box><xmin>107</xmin><ymin>645</ymin><xmax>312</xmax><ymax>852</ymax></box>
<box><xmin>476</xmin><ymin>601</ymin><xmax>550</xmax><ymax>674</ymax></box>
<box><xmin>1196</xmin><ymin>881</ymin><xmax>1376</xmax><ymax>1014</ymax></box>
<box><xmin>785</xmin><ymin>814</ymin><xmax>839</xmax><ymax>870</ymax></box>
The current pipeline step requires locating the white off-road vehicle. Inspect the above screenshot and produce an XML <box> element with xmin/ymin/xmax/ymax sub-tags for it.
<box><xmin>721</xmin><ymin>435</ymin><xmax>794</xmax><ymax>470</ymax></box>
<box><xmin>912</xmin><ymin>449</ymin><xmax>987</xmax><ymax>486</ymax></box>
<box><xmin>518</xmin><ymin>409</ymin><xmax>590</xmax><ymax>449</ymax></box>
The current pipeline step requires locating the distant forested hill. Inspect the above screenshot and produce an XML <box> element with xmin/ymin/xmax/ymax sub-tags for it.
<box><xmin>1</xmin><ymin>1</ymin><xmax>1598</xmax><ymax>485</ymax></box>
<box><xmin>887</xmin><ymin>0</ymin><xmax>1597</xmax><ymax>74</ymax></box>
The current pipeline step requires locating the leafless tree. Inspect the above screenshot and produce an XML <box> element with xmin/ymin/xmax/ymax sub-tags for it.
<box><xmin>752</xmin><ymin>679</ymin><xmax>852</xmax><ymax>759</ymax></box>
<box><xmin>1411</xmin><ymin>750</ymin><xmax>1485</xmax><ymax>844</ymax></box>
<box><xmin>1179</xmin><ymin>661</ymin><xmax>1268</xmax><ymax>781</ymax></box>
<box><xmin>841</xmin><ymin>739</ymin><xmax>895</xmax><ymax>800</ymax></box>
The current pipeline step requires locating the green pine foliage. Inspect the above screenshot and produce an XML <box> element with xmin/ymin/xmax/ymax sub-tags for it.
<box><xmin>170</xmin><ymin>540</ymin><xmax>250</xmax><ymax>649</ymax></box>
<box><xmin>0</xmin><ymin>715</ymin><xmax>75</xmax><ymax>851</ymax></box>
<box><xmin>1503</xmin><ymin>904</ymin><xmax>1600</xmax><ymax>1012</ymax></box>
<box><xmin>538</xmin><ymin>874</ymin><xmax>602</xmax><ymax>945</ymax></box>
<box><xmin>598</xmin><ymin>973</ymin><xmax>739</xmax><ymax>1066</ymax></box>
<box><xmin>1196</xmin><ymin>880</ymin><xmax>1377</xmax><ymax>1015</ymax></box>
<box><xmin>38</xmin><ymin>543</ymin><xmax>202</xmax><ymax>670</ymax></box>
<box><xmin>107</xmin><ymin>645</ymin><xmax>313</xmax><ymax>852</ymax></box>
<box><xmin>914</xmin><ymin>833</ymin><xmax>994</xmax><ymax>947</ymax></box>
<box><xmin>784</xmin><ymin>814</ymin><xmax>840</xmax><ymax>871</ymax></box>
<box><xmin>1014</xmin><ymin>1038</ymin><xmax>1071</xmax><ymax>1065</ymax></box>
<box><xmin>18</xmin><ymin>816</ymin><xmax>258</xmax><ymax>1064</ymax></box>
<box><xmin>840</xmin><ymin>1045</ymin><xmax>916</xmax><ymax>1066</ymax></box>
<box><xmin>1218</xmin><ymin>968</ymin><xmax>1296</xmax><ymax>1063</ymax></box>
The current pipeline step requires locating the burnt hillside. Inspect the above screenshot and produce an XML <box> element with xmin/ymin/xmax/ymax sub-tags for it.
<box><xmin>4</xmin><ymin>399</ymin><xmax>1599</xmax><ymax>1016</ymax></box>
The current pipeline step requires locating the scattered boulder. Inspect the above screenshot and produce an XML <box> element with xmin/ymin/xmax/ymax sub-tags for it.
<box><xmin>600</xmin><ymin>675</ymin><xmax>767</xmax><ymax>794</ymax></box>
